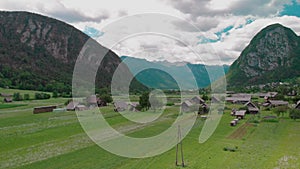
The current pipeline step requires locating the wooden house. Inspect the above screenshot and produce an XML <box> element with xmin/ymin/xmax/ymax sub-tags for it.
<box><xmin>75</xmin><ymin>105</ymin><xmax>87</xmax><ymax>111</ymax></box>
<box><xmin>226</xmin><ymin>96</ymin><xmax>251</xmax><ymax>104</ymax></box>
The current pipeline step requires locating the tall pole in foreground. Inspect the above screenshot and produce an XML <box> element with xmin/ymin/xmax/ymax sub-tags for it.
<box><xmin>175</xmin><ymin>125</ymin><xmax>185</xmax><ymax>167</ymax></box>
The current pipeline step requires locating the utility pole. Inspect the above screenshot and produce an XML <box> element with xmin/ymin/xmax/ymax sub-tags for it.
<box><xmin>175</xmin><ymin>125</ymin><xmax>185</xmax><ymax>167</ymax></box>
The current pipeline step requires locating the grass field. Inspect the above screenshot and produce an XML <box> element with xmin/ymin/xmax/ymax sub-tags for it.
<box><xmin>0</xmin><ymin>91</ymin><xmax>300</xmax><ymax>169</ymax></box>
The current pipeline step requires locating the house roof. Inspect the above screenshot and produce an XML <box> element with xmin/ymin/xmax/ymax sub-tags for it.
<box><xmin>268</xmin><ymin>100</ymin><xmax>288</xmax><ymax>106</ymax></box>
<box><xmin>182</xmin><ymin>100</ymin><xmax>193</xmax><ymax>107</ymax></box>
<box><xmin>114</xmin><ymin>101</ymin><xmax>128</xmax><ymax>109</ymax></box>
<box><xmin>66</xmin><ymin>101</ymin><xmax>80</xmax><ymax>110</ymax></box>
<box><xmin>226</xmin><ymin>96</ymin><xmax>251</xmax><ymax>102</ymax></box>
<box><xmin>191</xmin><ymin>96</ymin><xmax>205</xmax><ymax>104</ymax></box>
<box><xmin>211</xmin><ymin>96</ymin><xmax>220</xmax><ymax>103</ymax></box>
<box><xmin>235</xmin><ymin>110</ymin><xmax>246</xmax><ymax>116</ymax></box>
<box><xmin>87</xmin><ymin>95</ymin><xmax>97</xmax><ymax>104</ymax></box>
<box><xmin>244</xmin><ymin>102</ymin><xmax>259</xmax><ymax>111</ymax></box>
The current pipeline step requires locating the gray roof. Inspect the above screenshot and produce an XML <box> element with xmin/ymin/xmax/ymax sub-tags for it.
<box><xmin>191</xmin><ymin>96</ymin><xmax>205</xmax><ymax>104</ymax></box>
<box><xmin>66</xmin><ymin>101</ymin><xmax>80</xmax><ymax>110</ymax></box>
<box><xmin>114</xmin><ymin>101</ymin><xmax>128</xmax><ymax>109</ymax></box>
<box><xmin>235</xmin><ymin>110</ymin><xmax>246</xmax><ymax>116</ymax></box>
<box><xmin>182</xmin><ymin>100</ymin><xmax>193</xmax><ymax>107</ymax></box>
<box><xmin>268</xmin><ymin>100</ymin><xmax>288</xmax><ymax>106</ymax></box>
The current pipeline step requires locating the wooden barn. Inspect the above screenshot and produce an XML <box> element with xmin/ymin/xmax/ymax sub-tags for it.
<box><xmin>33</xmin><ymin>105</ymin><xmax>57</xmax><ymax>114</ymax></box>
<box><xmin>244</xmin><ymin>101</ymin><xmax>259</xmax><ymax>114</ymax></box>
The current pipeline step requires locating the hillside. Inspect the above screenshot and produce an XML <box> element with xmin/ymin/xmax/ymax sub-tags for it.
<box><xmin>227</xmin><ymin>23</ymin><xmax>300</xmax><ymax>87</ymax></box>
<box><xmin>0</xmin><ymin>11</ymin><xmax>146</xmax><ymax>93</ymax></box>
<box><xmin>121</xmin><ymin>56</ymin><xmax>229</xmax><ymax>89</ymax></box>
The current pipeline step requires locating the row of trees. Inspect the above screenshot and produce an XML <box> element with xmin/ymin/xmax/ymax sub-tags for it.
<box><xmin>12</xmin><ymin>92</ymin><xmax>51</xmax><ymax>101</ymax></box>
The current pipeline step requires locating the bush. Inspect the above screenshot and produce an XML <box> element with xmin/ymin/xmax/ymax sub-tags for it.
<box><xmin>223</xmin><ymin>146</ymin><xmax>238</xmax><ymax>152</ymax></box>
<box><xmin>166</xmin><ymin>102</ymin><xmax>174</xmax><ymax>106</ymax></box>
<box><xmin>34</xmin><ymin>93</ymin><xmax>51</xmax><ymax>100</ymax></box>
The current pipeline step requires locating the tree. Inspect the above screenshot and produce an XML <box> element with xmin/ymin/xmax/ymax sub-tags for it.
<box><xmin>52</xmin><ymin>91</ymin><xmax>58</xmax><ymax>98</ymax></box>
<box><xmin>139</xmin><ymin>92</ymin><xmax>150</xmax><ymax>111</ymax></box>
<box><xmin>24</xmin><ymin>94</ymin><xmax>30</xmax><ymax>100</ymax></box>
<box><xmin>13</xmin><ymin>93</ymin><xmax>23</xmax><ymax>101</ymax></box>
<box><xmin>100</xmin><ymin>94</ymin><xmax>113</xmax><ymax>103</ymax></box>
<box><xmin>290</xmin><ymin>109</ymin><xmax>300</xmax><ymax>120</ymax></box>
<box><xmin>202</xmin><ymin>94</ymin><xmax>209</xmax><ymax>101</ymax></box>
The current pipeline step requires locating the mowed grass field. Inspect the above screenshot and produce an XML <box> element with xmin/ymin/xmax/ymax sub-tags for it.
<box><xmin>0</xmin><ymin>89</ymin><xmax>300</xmax><ymax>169</ymax></box>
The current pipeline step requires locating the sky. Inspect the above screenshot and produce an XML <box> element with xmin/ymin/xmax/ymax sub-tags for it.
<box><xmin>1</xmin><ymin>0</ymin><xmax>300</xmax><ymax>65</ymax></box>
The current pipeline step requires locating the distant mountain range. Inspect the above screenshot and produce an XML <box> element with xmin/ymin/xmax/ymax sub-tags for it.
<box><xmin>227</xmin><ymin>23</ymin><xmax>300</xmax><ymax>87</ymax></box>
<box><xmin>0</xmin><ymin>11</ymin><xmax>146</xmax><ymax>93</ymax></box>
<box><xmin>121</xmin><ymin>56</ymin><xmax>229</xmax><ymax>89</ymax></box>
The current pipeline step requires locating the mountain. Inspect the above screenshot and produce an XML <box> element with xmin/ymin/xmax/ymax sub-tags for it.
<box><xmin>0</xmin><ymin>11</ymin><xmax>146</xmax><ymax>93</ymax></box>
<box><xmin>121</xmin><ymin>56</ymin><xmax>229</xmax><ymax>89</ymax></box>
<box><xmin>227</xmin><ymin>23</ymin><xmax>300</xmax><ymax>87</ymax></box>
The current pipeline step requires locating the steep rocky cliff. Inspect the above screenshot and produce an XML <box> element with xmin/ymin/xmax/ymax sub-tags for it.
<box><xmin>0</xmin><ymin>11</ymin><xmax>146</xmax><ymax>92</ymax></box>
<box><xmin>227</xmin><ymin>23</ymin><xmax>300</xmax><ymax>87</ymax></box>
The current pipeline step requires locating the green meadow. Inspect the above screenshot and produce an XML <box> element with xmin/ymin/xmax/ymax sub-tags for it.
<box><xmin>0</xmin><ymin>89</ymin><xmax>300</xmax><ymax>169</ymax></box>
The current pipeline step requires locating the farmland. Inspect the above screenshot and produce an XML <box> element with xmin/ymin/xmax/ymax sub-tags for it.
<box><xmin>0</xmin><ymin>89</ymin><xmax>300</xmax><ymax>169</ymax></box>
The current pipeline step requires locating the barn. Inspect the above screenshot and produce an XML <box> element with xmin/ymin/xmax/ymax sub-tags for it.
<box><xmin>33</xmin><ymin>106</ymin><xmax>57</xmax><ymax>114</ymax></box>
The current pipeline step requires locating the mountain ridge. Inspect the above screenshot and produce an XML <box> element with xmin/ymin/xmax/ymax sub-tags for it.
<box><xmin>0</xmin><ymin>11</ymin><xmax>147</xmax><ymax>93</ymax></box>
<box><xmin>227</xmin><ymin>23</ymin><xmax>300</xmax><ymax>87</ymax></box>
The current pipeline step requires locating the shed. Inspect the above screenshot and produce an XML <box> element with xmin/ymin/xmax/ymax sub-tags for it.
<box><xmin>0</xmin><ymin>93</ymin><xmax>12</xmax><ymax>97</ymax></box>
<box><xmin>97</xmin><ymin>98</ymin><xmax>107</xmax><ymax>107</ymax></box>
<box><xmin>230</xmin><ymin>120</ymin><xmax>237</xmax><ymax>126</ymax></box>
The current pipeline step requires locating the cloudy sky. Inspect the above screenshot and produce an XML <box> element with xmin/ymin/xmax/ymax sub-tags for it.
<box><xmin>1</xmin><ymin>0</ymin><xmax>300</xmax><ymax>65</ymax></box>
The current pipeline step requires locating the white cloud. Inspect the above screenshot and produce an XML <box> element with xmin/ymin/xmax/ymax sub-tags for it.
<box><xmin>0</xmin><ymin>0</ymin><xmax>300</xmax><ymax>65</ymax></box>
